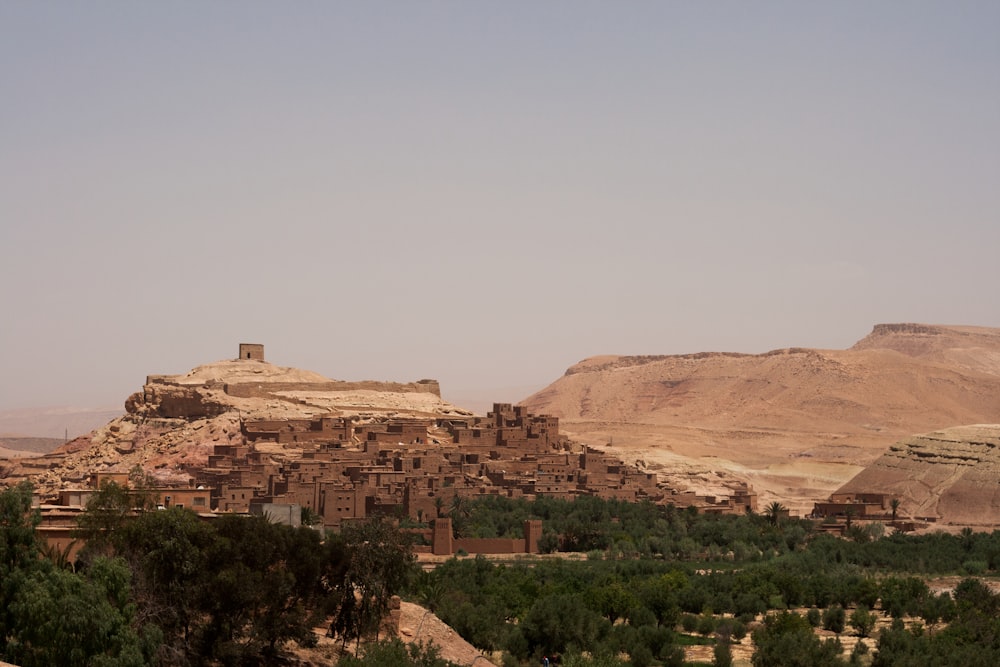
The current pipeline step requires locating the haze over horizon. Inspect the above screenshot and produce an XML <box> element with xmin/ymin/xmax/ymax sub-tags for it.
<box><xmin>2</xmin><ymin>3</ymin><xmax>998</xmax><ymax>413</ymax></box>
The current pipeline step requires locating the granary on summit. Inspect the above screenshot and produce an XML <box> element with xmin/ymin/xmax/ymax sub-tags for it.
<box><xmin>238</xmin><ymin>343</ymin><xmax>265</xmax><ymax>361</ymax></box>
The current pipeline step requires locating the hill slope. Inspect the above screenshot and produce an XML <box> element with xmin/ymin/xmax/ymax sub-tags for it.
<box><xmin>1</xmin><ymin>356</ymin><xmax>472</xmax><ymax>496</ymax></box>
<box><xmin>521</xmin><ymin>324</ymin><xmax>1000</xmax><ymax>512</ymax></box>
<box><xmin>835</xmin><ymin>424</ymin><xmax>1000</xmax><ymax>527</ymax></box>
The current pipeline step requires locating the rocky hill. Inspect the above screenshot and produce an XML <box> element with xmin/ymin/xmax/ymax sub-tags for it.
<box><xmin>835</xmin><ymin>424</ymin><xmax>1000</xmax><ymax>527</ymax></box>
<box><xmin>0</xmin><ymin>355</ymin><xmax>472</xmax><ymax>496</ymax></box>
<box><xmin>521</xmin><ymin>324</ymin><xmax>1000</xmax><ymax>513</ymax></box>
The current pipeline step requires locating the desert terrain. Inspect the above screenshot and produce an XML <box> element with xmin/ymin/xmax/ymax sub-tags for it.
<box><xmin>522</xmin><ymin>324</ymin><xmax>1000</xmax><ymax>515</ymax></box>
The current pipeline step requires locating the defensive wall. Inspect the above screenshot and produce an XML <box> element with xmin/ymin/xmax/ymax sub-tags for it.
<box><xmin>408</xmin><ymin>518</ymin><xmax>543</xmax><ymax>556</ymax></box>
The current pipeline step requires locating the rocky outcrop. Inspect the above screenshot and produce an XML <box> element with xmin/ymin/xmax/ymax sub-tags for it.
<box><xmin>2</xmin><ymin>356</ymin><xmax>469</xmax><ymax>497</ymax></box>
<box><xmin>126</xmin><ymin>383</ymin><xmax>233</xmax><ymax>420</ymax></box>
<box><xmin>851</xmin><ymin>323</ymin><xmax>1000</xmax><ymax>376</ymax></box>
<box><xmin>835</xmin><ymin>425</ymin><xmax>1000</xmax><ymax>526</ymax></box>
<box><xmin>125</xmin><ymin>359</ymin><xmax>444</xmax><ymax>421</ymax></box>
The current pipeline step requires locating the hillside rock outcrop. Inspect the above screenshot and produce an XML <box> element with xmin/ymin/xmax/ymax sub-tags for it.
<box><xmin>2</xmin><ymin>355</ymin><xmax>469</xmax><ymax>497</ymax></box>
<box><xmin>125</xmin><ymin>358</ymin><xmax>445</xmax><ymax>421</ymax></box>
<box><xmin>835</xmin><ymin>424</ymin><xmax>1000</xmax><ymax>526</ymax></box>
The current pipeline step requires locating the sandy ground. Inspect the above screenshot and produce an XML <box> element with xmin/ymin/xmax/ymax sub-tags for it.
<box><xmin>288</xmin><ymin>602</ymin><xmax>495</xmax><ymax>667</ymax></box>
<box><xmin>398</xmin><ymin>601</ymin><xmax>497</xmax><ymax>666</ymax></box>
<box><xmin>562</xmin><ymin>422</ymin><xmax>866</xmax><ymax>516</ymax></box>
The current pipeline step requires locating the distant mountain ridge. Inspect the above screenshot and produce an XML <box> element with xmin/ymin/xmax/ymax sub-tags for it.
<box><xmin>521</xmin><ymin>324</ymin><xmax>1000</xmax><ymax>515</ymax></box>
<box><xmin>0</xmin><ymin>407</ymin><xmax>124</xmax><ymax>440</ymax></box>
<box><xmin>0</xmin><ymin>437</ymin><xmax>65</xmax><ymax>458</ymax></box>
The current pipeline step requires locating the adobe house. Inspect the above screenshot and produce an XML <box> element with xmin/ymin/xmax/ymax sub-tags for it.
<box><xmin>238</xmin><ymin>343</ymin><xmax>265</xmax><ymax>361</ymax></box>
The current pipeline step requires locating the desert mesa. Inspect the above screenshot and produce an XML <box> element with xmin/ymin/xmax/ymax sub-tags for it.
<box><xmin>522</xmin><ymin>323</ymin><xmax>1000</xmax><ymax>518</ymax></box>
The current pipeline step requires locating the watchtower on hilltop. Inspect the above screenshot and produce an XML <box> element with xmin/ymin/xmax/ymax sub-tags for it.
<box><xmin>238</xmin><ymin>343</ymin><xmax>264</xmax><ymax>361</ymax></box>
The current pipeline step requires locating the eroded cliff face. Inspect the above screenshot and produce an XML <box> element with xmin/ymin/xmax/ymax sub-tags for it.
<box><xmin>124</xmin><ymin>359</ymin><xmax>447</xmax><ymax>421</ymax></box>
<box><xmin>125</xmin><ymin>383</ymin><xmax>233</xmax><ymax>420</ymax></box>
<box><xmin>836</xmin><ymin>425</ymin><xmax>1000</xmax><ymax>526</ymax></box>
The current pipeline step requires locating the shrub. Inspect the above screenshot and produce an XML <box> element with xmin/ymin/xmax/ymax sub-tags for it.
<box><xmin>822</xmin><ymin>604</ymin><xmax>845</xmax><ymax>634</ymax></box>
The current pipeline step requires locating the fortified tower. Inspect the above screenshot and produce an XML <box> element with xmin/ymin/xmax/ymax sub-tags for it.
<box><xmin>238</xmin><ymin>343</ymin><xmax>264</xmax><ymax>361</ymax></box>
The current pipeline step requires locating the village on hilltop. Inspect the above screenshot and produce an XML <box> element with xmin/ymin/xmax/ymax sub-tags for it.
<box><xmin>15</xmin><ymin>344</ymin><xmax>764</xmax><ymax>562</ymax></box>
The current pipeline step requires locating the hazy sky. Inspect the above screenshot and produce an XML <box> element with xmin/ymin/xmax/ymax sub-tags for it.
<box><xmin>2</xmin><ymin>2</ymin><xmax>998</xmax><ymax>412</ymax></box>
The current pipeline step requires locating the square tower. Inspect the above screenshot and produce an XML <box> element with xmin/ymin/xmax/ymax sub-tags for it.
<box><xmin>238</xmin><ymin>344</ymin><xmax>264</xmax><ymax>361</ymax></box>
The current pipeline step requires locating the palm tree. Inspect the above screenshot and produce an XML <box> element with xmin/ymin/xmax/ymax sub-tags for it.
<box><xmin>889</xmin><ymin>497</ymin><xmax>901</xmax><ymax>524</ymax></box>
<box><xmin>39</xmin><ymin>540</ymin><xmax>76</xmax><ymax>571</ymax></box>
<box><xmin>449</xmin><ymin>494</ymin><xmax>471</xmax><ymax>538</ymax></box>
<box><xmin>763</xmin><ymin>501</ymin><xmax>787</xmax><ymax>526</ymax></box>
<box><xmin>844</xmin><ymin>505</ymin><xmax>856</xmax><ymax>529</ymax></box>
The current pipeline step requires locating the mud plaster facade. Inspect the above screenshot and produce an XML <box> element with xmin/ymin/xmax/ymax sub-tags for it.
<box><xmin>194</xmin><ymin>402</ymin><xmax>757</xmax><ymax>540</ymax></box>
<box><xmin>238</xmin><ymin>343</ymin><xmax>264</xmax><ymax>361</ymax></box>
<box><xmin>33</xmin><ymin>388</ymin><xmax>759</xmax><ymax>557</ymax></box>
<box><xmin>34</xmin><ymin>400</ymin><xmax>758</xmax><ymax>557</ymax></box>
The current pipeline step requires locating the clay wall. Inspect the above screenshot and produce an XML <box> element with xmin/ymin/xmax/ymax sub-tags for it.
<box><xmin>320</xmin><ymin>483</ymin><xmax>366</xmax><ymax>526</ymax></box>
<box><xmin>283</xmin><ymin>479</ymin><xmax>321</xmax><ymax>511</ymax></box>
<box><xmin>812</xmin><ymin>501</ymin><xmax>881</xmax><ymax>518</ymax></box>
<box><xmin>534</xmin><ymin>473</ymin><xmax>577</xmax><ymax>494</ymax></box>
<box><xmin>432</xmin><ymin>518</ymin><xmax>453</xmax><ymax>555</ymax></box>
<box><xmin>830</xmin><ymin>492</ymin><xmax>891</xmax><ymax>508</ymax></box>
<box><xmin>217</xmin><ymin>485</ymin><xmax>258</xmax><ymax>512</ymax></box>
<box><xmin>36</xmin><ymin>525</ymin><xmax>84</xmax><ymax>563</ymax></box>
<box><xmin>223</xmin><ymin>379</ymin><xmax>440</xmax><ymax>399</ymax></box>
<box><xmin>284</xmin><ymin>460</ymin><xmax>331</xmax><ymax>483</ymax></box>
<box><xmin>277</xmin><ymin>431</ymin><xmax>342</xmax><ymax>444</ymax></box>
<box><xmin>158</xmin><ymin>488</ymin><xmax>211</xmax><ymax>511</ymax></box>
<box><xmin>449</xmin><ymin>426</ymin><xmax>494</xmax><ymax>445</ymax></box>
<box><xmin>212</xmin><ymin>444</ymin><xmax>249</xmax><ymax>459</ymax></box>
<box><xmin>454</xmin><ymin>538</ymin><xmax>526</xmax><ymax>554</ymax></box>
<box><xmin>524</xmin><ymin>519</ymin><xmax>542</xmax><ymax>553</ymax></box>
<box><xmin>593</xmin><ymin>488</ymin><xmax>639</xmax><ymax>502</ymax></box>
<box><xmin>365</xmin><ymin>422</ymin><xmax>429</xmax><ymax>445</ymax></box>
<box><xmin>238</xmin><ymin>344</ymin><xmax>265</xmax><ymax>361</ymax></box>
<box><xmin>403</xmin><ymin>485</ymin><xmax>439</xmax><ymax>521</ymax></box>
<box><xmin>91</xmin><ymin>472</ymin><xmax>130</xmax><ymax>489</ymax></box>
<box><xmin>58</xmin><ymin>489</ymin><xmax>95</xmax><ymax>507</ymax></box>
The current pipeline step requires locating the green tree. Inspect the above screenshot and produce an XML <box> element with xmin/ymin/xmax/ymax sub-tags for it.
<box><xmin>714</xmin><ymin>626</ymin><xmax>734</xmax><ymax>667</ymax></box>
<box><xmin>338</xmin><ymin>638</ymin><xmax>459</xmax><ymax>667</ymax></box>
<box><xmin>76</xmin><ymin>481</ymin><xmax>142</xmax><ymax>560</ymax></box>
<box><xmin>849</xmin><ymin>605</ymin><xmax>875</xmax><ymax>638</ymax></box>
<box><xmin>752</xmin><ymin>611</ymin><xmax>845</xmax><ymax>667</ymax></box>
<box><xmin>844</xmin><ymin>506</ymin><xmax>856</xmax><ymax>530</ymax></box>
<box><xmin>588</xmin><ymin>581</ymin><xmax>637</xmax><ymax>624</ymax></box>
<box><xmin>5</xmin><ymin>557</ymin><xmax>158</xmax><ymax>667</ymax></box>
<box><xmin>0</xmin><ymin>481</ymin><xmax>41</xmax><ymax>572</ymax></box>
<box><xmin>0</xmin><ymin>482</ymin><xmax>43</xmax><ymax>657</ymax></box>
<box><xmin>114</xmin><ymin>506</ymin><xmax>215</xmax><ymax>659</ymax></box>
<box><xmin>199</xmin><ymin>513</ymin><xmax>324</xmax><ymax>662</ymax></box>
<box><xmin>764</xmin><ymin>502</ymin><xmax>787</xmax><ymax>527</ymax></box>
<box><xmin>889</xmin><ymin>498</ymin><xmax>901</xmax><ymax>524</ymax></box>
<box><xmin>328</xmin><ymin>517</ymin><xmax>416</xmax><ymax>648</ymax></box>
<box><xmin>822</xmin><ymin>605</ymin><xmax>846</xmax><ymax>634</ymax></box>
<box><xmin>522</xmin><ymin>594</ymin><xmax>609</xmax><ymax>658</ymax></box>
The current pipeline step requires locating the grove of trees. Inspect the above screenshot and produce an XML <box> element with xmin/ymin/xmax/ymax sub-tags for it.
<box><xmin>0</xmin><ymin>481</ymin><xmax>423</xmax><ymax>666</ymax></box>
<box><xmin>4</xmin><ymin>484</ymin><xmax>1000</xmax><ymax>666</ymax></box>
